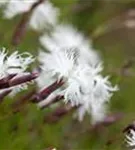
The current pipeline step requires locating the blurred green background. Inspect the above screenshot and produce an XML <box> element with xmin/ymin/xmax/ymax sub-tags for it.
<box><xmin>0</xmin><ymin>0</ymin><xmax>135</xmax><ymax>149</ymax></box>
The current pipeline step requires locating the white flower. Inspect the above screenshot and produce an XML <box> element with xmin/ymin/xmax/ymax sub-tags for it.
<box><xmin>125</xmin><ymin>129</ymin><xmax>135</xmax><ymax>150</ymax></box>
<box><xmin>29</xmin><ymin>1</ymin><xmax>59</xmax><ymax>31</ymax></box>
<box><xmin>40</xmin><ymin>24</ymin><xmax>100</xmax><ymax>66</ymax></box>
<box><xmin>38</xmin><ymin>48</ymin><xmax>118</xmax><ymax>123</ymax></box>
<box><xmin>62</xmin><ymin>64</ymin><xmax>118</xmax><ymax>123</ymax></box>
<box><xmin>0</xmin><ymin>48</ymin><xmax>34</xmax><ymax>96</ymax></box>
<box><xmin>2</xmin><ymin>0</ymin><xmax>59</xmax><ymax>31</ymax></box>
<box><xmin>37</xmin><ymin>23</ymin><xmax>117</xmax><ymax>123</ymax></box>
<box><xmin>77</xmin><ymin>77</ymin><xmax>118</xmax><ymax>123</ymax></box>
<box><xmin>0</xmin><ymin>48</ymin><xmax>34</xmax><ymax>78</ymax></box>
<box><xmin>3</xmin><ymin>0</ymin><xmax>36</xmax><ymax>18</ymax></box>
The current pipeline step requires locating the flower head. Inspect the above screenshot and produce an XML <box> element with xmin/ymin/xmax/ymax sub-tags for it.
<box><xmin>38</xmin><ymin>47</ymin><xmax>118</xmax><ymax>123</ymax></box>
<box><xmin>62</xmin><ymin>64</ymin><xmax>118</xmax><ymax>123</ymax></box>
<box><xmin>37</xmin><ymin>24</ymin><xmax>117</xmax><ymax>124</ymax></box>
<box><xmin>77</xmin><ymin>81</ymin><xmax>117</xmax><ymax>124</ymax></box>
<box><xmin>0</xmin><ymin>49</ymin><xmax>34</xmax><ymax>78</ymax></box>
<box><xmin>0</xmin><ymin>48</ymin><xmax>34</xmax><ymax>96</ymax></box>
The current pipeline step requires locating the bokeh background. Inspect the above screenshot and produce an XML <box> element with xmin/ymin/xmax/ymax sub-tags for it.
<box><xmin>0</xmin><ymin>0</ymin><xmax>135</xmax><ymax>149</ymax></box>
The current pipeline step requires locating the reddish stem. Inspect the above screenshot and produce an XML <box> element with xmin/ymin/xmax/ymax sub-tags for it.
<box><xmin>0</xmin><ymin>73</ymin><xmax>38</xmax><ymax>89</ymax></box>
<box><xmin>9</xmin><ymin>73</ymin><xmax>38</xmax><ymax>86</ymax></box>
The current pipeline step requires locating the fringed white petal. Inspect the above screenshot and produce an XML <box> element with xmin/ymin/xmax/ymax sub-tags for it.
<box><xmin>39</xmin><ymin>49</ymin><xmax>76</xmax><ymax>80</ymax></box>
<box><xmin>63</xmin><ymin>79</ymin><xmax>82</xmax><ymax>106</ymax></box>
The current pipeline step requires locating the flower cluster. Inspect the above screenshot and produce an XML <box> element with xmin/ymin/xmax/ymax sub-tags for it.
<box><xmin>37</xmin><ymin>25</ymin><xmax>118</xmax><ymax>123</ymax></box>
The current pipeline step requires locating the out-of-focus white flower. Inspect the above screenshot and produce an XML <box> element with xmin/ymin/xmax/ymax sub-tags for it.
<box><xmin>40</xmin><ymin>24</ymin><xmax>100</xmax><ymax>66</ymax></box>
<box><xmin>0</xmin><ymin>48</ymin><xmax>34</xmax><ymax>78</ymax></box>
<box><xmin>0</xmin><ymin>48</ymin><xmax>34</xmax><ymax>96</ymax></box>
<box><xmin>3</xmin><ymin>0</ymin><xmax>36</xmax><ymax>18</ymax></box>
<box><xmin>29</xmin><ymin>1</ymin><xmax>59</xmax><ymax>31</ymax></box>
<box><xmin>37</xmin><ymin>48</ymin><xmax>118</xmax><ymax>123</ymax></box>
<box><xmin>2</xmin><ymin>0</ymin><xmax>59</xmax><ymax>31</ymax></box>
<box><xmin>125</xmin><ymin>129</ymin><xmax>135</xmax><ymax>150</ymax></box>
